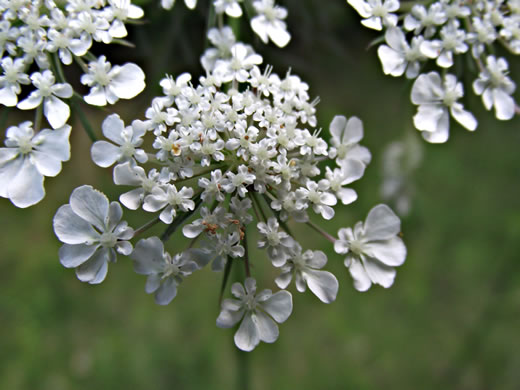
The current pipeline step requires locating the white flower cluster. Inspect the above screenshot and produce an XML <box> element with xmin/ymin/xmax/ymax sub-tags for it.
<box><xmin>348</xmin><ymin>0</ymin><xmax>519</xmax><ymax>143</ymax></box>
<box><xmin>0</xmin><ymin>0</ymin><xmax>146</xmax><ymax>207</ymax></box>
<box><xmin>53</xmin><ymin>26</ymin><xmax>407</xmax><ymax>351</ymax></box>
<box><xmin>161</xmin><ymin>0</ymin><xmax>291</xmax><ymax>47</ymax></box>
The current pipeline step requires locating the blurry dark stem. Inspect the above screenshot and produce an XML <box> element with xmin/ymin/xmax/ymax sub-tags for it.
<box><xmin>243</xmin><ymin>231</ymin><xmax>251</xmax><ymax>277</ymax></box>
<box><xmin>71</xmin><ymin>98</ymin><xmax>97</xmax><ymax>142</ymax></box>
<box><xmin>250</xmin><ymin>192</ymin><xmax>267</xmax><ymax>221</ymax></box>
<box><xmin>515</xmin><ymin>105</ymin><xmax>520</xmax><ymax>116</ymax></box>
<box><xmin>132</xmin><ymin>217</ymin><xmax>160</xmax><ymax>238</ymax></box>
<box><xmin>0</xmin><ymin>107</ymin><xmax>8</xmax><ymax>130</ymax></box>
<box><xmin>33</xmin><ymin>104</ymin><xmax>43</xmax><ymax>132</ymax></box>
<box><xmin>306</xmin><ymin>220</ymin><xmax>336</xmax><ymax>243</ymax></box>
<box><xmin>235</xmin><ymin>347</ymin><xmax>250</xmax><ymax>390</ymax></box>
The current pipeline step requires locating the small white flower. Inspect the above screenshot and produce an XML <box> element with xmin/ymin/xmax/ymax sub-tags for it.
<box><xmin>411</xmin><ymin>72</ymin><xmax>477</xmax><ymax>143</ymax></box>
<box><xmin>81</xmin><ymin>55</ymin><xmax>145</xmax><ymax>106</ymax></box>
<box><xmin>275</xmin><ymin>244</ymin><xmax>339</xmax><ymax>303</ymax></box>
<box><xmin>161</xmin><ymin>0</ymin><xmax>197</xmax><ymax>10</ymax></box>
<box><xmin>0</xmin><ymin>57</ymin><xmax>30</xmax><ymax>107</ymax></box>
<box><xmin>216</xmin><ymin>278</ymin><xmax>293</xmax><ymax>351</ymax></box>
<box><xmin>113</xmin><ymin>162</ymin><xmax>161</xmax><ymax>210</ymax></box>
<box><xmin>0</xmin><ymin>121</ymin><xmax>71</xmax><ymax>207</ymax></box>
<box><xmin>250</xmin><ymin>0</ymin><xmax>291</xmax><ymax>47</ymax></box>
<box><xmin>473</xmin><ymin>56</ymin><xmax>517</xmax><ymax>121</ymax></box>
<box><xmin>131</xmin><ymin>237</ymin><xmax>199</xmax><ymax>305</ymax></box>
<box><xmin>257</xmin><ymin>217</ymin><xmax>295</xmax><ymax>266</ymax></box>
<box><xmin>143</xmin><ymin>184</ymin><xmax>195</xmax><ymax>224</ymax></box>
<box><xmin>328</xmin><ymin>115</ymin><xmax>371</xmax><ymax>166</ymax></box>
<box><xmin>348</xmin><ymin>0</ymin><xmax>399</xmax><ymax>31</ymax></box>
<box><xmin>17</xmin><ymin>70</ymin><xmax>73</xmax><ymax>129</ymax></box>
<box><xmin>214</xmin><ymin>0</ymin><xmax>243</xmax><ymax>17</ymax></box>
<box><xmin>91</xmin><ymin>113</ymin><xmax>148</xmax><ymax>168</ymax></box>
<box><xmin>377</xmin><ymin>28</ymin><xmax>426</xmax><ymax>78</ymax></box>
<box><xmin>335</xmin><ymin>204</ymin><xmax>406</xmax><ymax>291</ymax></box>
<box><xmin>53</xmin><ymin>185</ymin><xmax>134</xmax><ymax>284</ymax></box>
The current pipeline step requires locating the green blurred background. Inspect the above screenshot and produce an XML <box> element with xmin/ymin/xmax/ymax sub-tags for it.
<box><xmin>1</xmin><ymin>1</ymin><xmax>520</xmax><ymax>389</ymax></box>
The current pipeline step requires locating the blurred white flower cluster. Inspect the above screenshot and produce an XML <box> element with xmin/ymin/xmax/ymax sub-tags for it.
<box><xmin>52</xmin><ymin>23</ymin><xmax>407</xmax><ymax>351</ymax></box>
<box><xmin>161</xmin><ymin>0</ymin><xmax>291</xmax><ymax>47</ymax></box>
<box><xmin>348</xmin><ymin>0</ymin><xmax>519</xmax><ymax>143</ymax></box>
<box><xmin>0</xmin><ymin>0</ymin><xmax>146</xmax><ymax>207</ymax></box>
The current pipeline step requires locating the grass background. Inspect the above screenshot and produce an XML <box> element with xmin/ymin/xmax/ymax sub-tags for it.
<box><xmin>1</xmin><ymin>1</ymin><xmax>520</xmax><ymax>389</ymax></box>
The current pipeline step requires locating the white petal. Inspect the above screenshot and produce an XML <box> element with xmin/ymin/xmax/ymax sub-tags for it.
<box><xmin>216</xmin><ymin>307</ymin><xmax>244</xmax><ymax>328</ymax></box>
<box><xmin>261</xmin><ymin>290</ymin><xmax>292</xmax><ymax>323</ymax></box>
<box><xmin>0</xmin><ymin>86</ymin><xmax>18</xmax><ymax>106</ymax></box>
<box><xmin>347</xmin><ymin>256</ymin><xmax>372</xmax><ymax>292</ymax></box>
<box><xmin>30</xmin><ymin>151</ymin><xmax>62</xmax><ymax>177</ymax></box>
<box><xmin>75</xmin><ymin>247</ymin><xmax>109</xmax><ymax>283</ymax></box>
<box><xmin>43</xmin><ymin>96</ymin><xmax>70</xmax><ymax>129</ymax></box>
<box><xmin>267</xmin><ymin>24</ymin><xmax>291</xmax><ymax>48</ymax></box>
<box><xmin>89</xmin><ymin>260</ymin><xmax>108</xmax><ymax>284</ymax></box>
<box><xmin>120</xmin><ymin>188</ymin><xmax>144</xmax><ymax>210</ymax></box>
<box><xmin>90</xmin><ymin>140</ymin><xmax>120</xmax><ymax>167</ymax></box>
<box><xmin>363</xmin><ymin>256</ymin><xmax>396</xmax><ymax>288</ymax></box>
<box><xmin>0</xmin><ymin>153</ymin><xmax>22</xmax><ymax>198</ymax></box>
<box><xmin>493</xmin><ymin>89</ymin><xmax>515</xmax><ymax>120</ymax></box>
<box><xmin>131</xmin><ymin>237</ymin><xmax>165</xmax><ymax>275</ymax></box>
<box><xmin>378</xmin><ymin>45</ymin><xmax>406</xmax><ymax>77</ymax></box>
<box><xmin>110</xmin><ymin>63</ymin><xmax>145</xmax><ymax>100</ymax></box>
<box><xmin>17</xmin><ymin>92</ymin><xmax>42</xmax><ymax>110</ymax></box>
<box><xmin>234</xmin><ymin>313</ymin><xmax>260</xmax><ymax>352</ymax></box>
<box><xmin>413</xmin><ymin>104</ymin><xmax>444</xmax><ymax>132</ymax></box>
<box><xmin>363</xmin><ymin>204</ymin><xmax>401</xmax><ymax>241</ymax></box>
<box><xmin>251</xmin><ymin>17</ymin><xmax>268</xmax><ymax>43</ymax></box>
<box><xmin>363</xmin><ymin>236</ymin><xmax>406</xmax><ymax>266</ymax></box>
<box><xmin>84</xmin><ymin>86</ymin><xmax>107</xmax><ymax>106</ymax></box>
<box><xmin>59</xmin><ymin>243</ymin><xmax>98</xmax><ymax>268</ymax></box>
<box><xmin>329</xmin><ymin>115</ymin><xmax>346</xmax><ymax>140</ymax></box>
<box><xmin>343</xmin><ymin>116</ymin><xmax>364</xmax><ymax>144</ymax></box>
<box><xmin>34</xmin><ymin>125</ymin><xmax>71</xmax><ymax>162</ymax></box>
<box><xmin>145</xmin><ymin>274</ymin><xmax>161</xmax><ymax>293</ymax></box>
<box><xmin>102</xmin><ymin>114</ymin><xmax>125</xmax><ymax>144</ymax></box>
<box><xmin>53</xmin><ymin>204</ymin><xmax>99</xmax><ymax>244</ymax></box>
<box><xmin>253</xmin><ymin>311</ymin><xmax>279</xmax><ymax>343</ymax></box>
<box><xmin>154</xmin><ymin>278</ymin><xmax>178</xmax><ymax>305</ymax></box>
<box><xmin>8</xmin><ymin>157</ymin><xmax>44</xmax><ymax>208</ymax></box>
<box><xmin>450</xmin><ymin>104</ymin><xmax>477</xmax><ymax>131</ymax></box>
<box><xmin>69</xmin><ymin>185</ymin><xmax>109</xmax><ymax>231</ymax></box>
<box><xmin>52</xmin><ymin>83</ymin><xmax>73</xmax><ymax>98</ymax></box>
<box><xmin>113</xmin><ymin>162</ymin><xmax>142</xmax><ymax>185</ymax></box>
<box><xmin>304</xmin><ymin>269</ymin><xmax>338</xmax><ymax>303</ymax></box>
<box><xmin>337</xmin><ymin>188</ymin><xmax>357</xmax><ymax>205</ymax></box>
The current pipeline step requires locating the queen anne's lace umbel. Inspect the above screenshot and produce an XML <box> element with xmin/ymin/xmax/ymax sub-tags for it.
<box><xmin>51</xmin><ymin>23</ymin><xmax>407</xmax><ymax>351</ymax></box>
<box><xmin>348</xmin><ymin>0</ymin><xmax>520</xmax><ymax>142</ymax></box>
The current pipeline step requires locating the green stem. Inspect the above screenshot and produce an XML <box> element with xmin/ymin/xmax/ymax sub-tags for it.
<box><xmin>243</xmin><ymin>230</ymin><xmax>251</xmax><ymax>278</ymax></box>
<box><xmin>34</xmin><ymin>104</ymin><xmax>43</xmax><ymax>132</ymax></box>
<box><xmin>71</xmin><ymin>98</ymin><xmax>97</xmax><ymax>142</ymax></box>
<box><xmin>132</xmin><ymin>217</ymin><xmax>160</xmax><ymax>238</ymax></box>
<box><xmin>306</xmin><ymin>220</ymin><xmax>336</xmax><ymax>243</ymax></box>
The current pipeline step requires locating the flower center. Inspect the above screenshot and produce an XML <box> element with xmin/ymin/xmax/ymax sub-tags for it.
<box><xmin>99</xmin><ymin>231</ymin><xmax>117</xmax><ymax>248</ymax></box>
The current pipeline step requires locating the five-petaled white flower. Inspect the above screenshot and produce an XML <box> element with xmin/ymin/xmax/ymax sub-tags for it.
<box><xmin>53</xmin><ymin>185</ymin><xmax>134</xmax><ymax>284</ymax></box>
<box><xmin>81</xmin><ymin>55</ymin><xmax>145</xmax><ymax>106</ymax></box>
<box><xmin>131</xmin><ymin>236</ymin><xmax>199</xmax><ymax>305</ymax></box>
<box><xmin>17</xmin><ymin>70</ymin><xmax>73</xmax><ymax>129</ymax></box>
<box><xmin>91</xmin><ymin>113</ymin><xmax>148</xmax><ymax>168</ymax></box>
<box><xmin>275</xmin><ymin>244</ymin><xmax>339</xmax><ymax>304</ymax></box>
<box><xmin>334</xmin><ymin>204</ymin><xmax>406</xmax><ymax>291</ymax></box>
<box><xmin>411</xmin><ymin>72</ymin><xmax>477</xmax><ymax>143</ymax></box>
<box><xmin>473</xmin><ymin>56</ymin><xmax>517</xmax><ymax>121</ymax></box>
<box><xmin>216</xmin><ymin>278</ymin><xmax>293</xmax><ymax>351</ymax></box>
<box><xmin>250</xmin><ymin>0</ymin><xmax>291</xmax><ymax>47</ymax></box>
